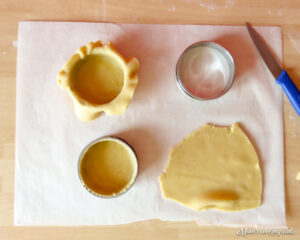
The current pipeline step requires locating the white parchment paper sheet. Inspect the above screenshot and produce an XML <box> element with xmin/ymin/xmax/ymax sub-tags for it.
<box><xmin>15</xmin><ymin>22</ymin><xmax>285</xmax><ymax>226</ymax></box>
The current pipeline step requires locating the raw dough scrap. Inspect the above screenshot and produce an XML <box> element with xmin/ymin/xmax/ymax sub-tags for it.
<box><xmin>296</xmin><ymin>172</ymin><xmax>300</xmax><ymax>181</ymax></box>
<box><xmin>159</xmin><ymin>123</ymin><xmax>262</xmax><ymax>211</ymax></box>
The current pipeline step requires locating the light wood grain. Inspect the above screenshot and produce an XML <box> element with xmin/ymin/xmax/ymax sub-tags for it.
<box><xmin>1</xmin><ymin>0</ymin><xmax>300</xmax><ymax>239</ymax></box>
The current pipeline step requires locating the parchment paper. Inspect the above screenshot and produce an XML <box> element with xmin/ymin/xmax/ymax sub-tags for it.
<box><xmin>15</xmin><ymin>22</ymin><xmax>285</xmax><ymax>226</ymax></box>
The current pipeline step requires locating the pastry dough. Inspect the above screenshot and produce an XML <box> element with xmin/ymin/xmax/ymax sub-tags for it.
<box><xmin>159</xmin><ymin>123</ymin><xmax>262</xmax><ymax>211</ymax></box>
<box><xmin>296</xmin><ymin>172</ymin><xmax>300</xmax><ymax>181</ymax></box>
<box><xmin>57</xmin><ymin>41</ymin><xmax>139</xmax><ymax>121</ymax></box>
<box><xmin>79</xmin><ymin>138</ymin><xmax>138</xmax><ymax>197</ymax></box>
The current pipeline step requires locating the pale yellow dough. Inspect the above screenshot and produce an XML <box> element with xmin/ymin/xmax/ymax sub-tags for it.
<box><xmin>296</xmin><ymin>172</ymin><xmax>300</xmax><ymax>181</ymax></box>
<box><xmin>159</xmin><ymin>123</ymin><xmax>262</xmax><ymax>211</ymax></box>
<box><xmin>57</xmin><ymin>41</ymin><xmax>139</xmax><ymax>122</ymax></box>
<box><xmin>79</xmin><ymin>138</ymin><xmax>138</xmax><ymax>197</ymax></box>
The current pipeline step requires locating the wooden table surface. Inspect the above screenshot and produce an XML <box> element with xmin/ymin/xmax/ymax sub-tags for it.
<box><xmin>1</xmin><ymin>0</ymin><xmax>300</xmax><ymax>239</ymax></box>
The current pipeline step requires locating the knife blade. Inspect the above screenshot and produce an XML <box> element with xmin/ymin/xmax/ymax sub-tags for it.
<box><xmin>246</xmin><ymin>22</ymin><xmax>300</xmax><ymax>116</ymax></box>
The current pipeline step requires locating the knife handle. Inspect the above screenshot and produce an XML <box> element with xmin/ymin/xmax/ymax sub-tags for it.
<box><xmin>276</xmin><ymin>70</ymin><xmax>300</xmax><ymax>116</ymax></box>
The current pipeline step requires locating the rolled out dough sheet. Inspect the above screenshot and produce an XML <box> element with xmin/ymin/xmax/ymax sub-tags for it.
<box><xmin>160</xmin><ymin>123</ymin><xmax>262</xmax><ymax>212</ymax></box>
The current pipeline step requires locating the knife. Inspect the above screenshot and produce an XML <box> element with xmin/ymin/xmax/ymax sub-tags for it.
<box><xmin>246</xmin><ymin>22</ymin><xmax>300</xmax><ymax>116</ymax></box>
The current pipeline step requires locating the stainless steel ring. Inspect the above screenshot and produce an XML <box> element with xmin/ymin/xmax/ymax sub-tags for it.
<box><xmin>77</xmin><ymin>136</ymin><xmax>138</xmax><ymax>198</ymax></box>
<box><xmin>176</xmin><ymin>41</ymin><xmax>235</xmax><ymax>100</ymax></box>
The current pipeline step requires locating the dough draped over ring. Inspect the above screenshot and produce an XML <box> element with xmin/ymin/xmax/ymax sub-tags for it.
<box><xmin>57</xmin><ymin>41</ymin><xmax>139</xmax><ymax>121</ymax></box>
